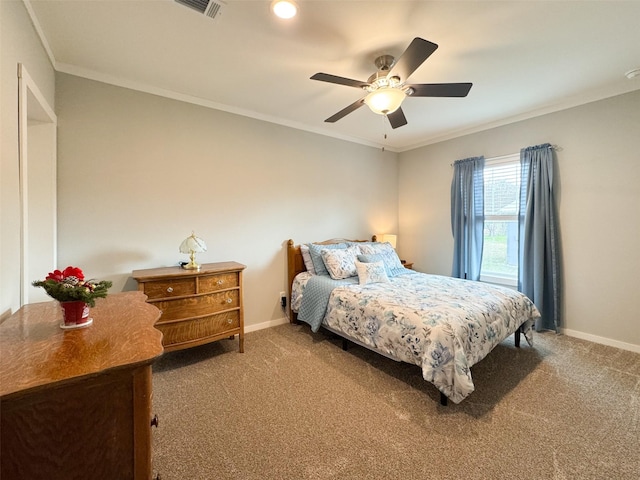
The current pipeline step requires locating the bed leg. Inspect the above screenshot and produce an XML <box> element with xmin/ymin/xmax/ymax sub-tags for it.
<box><xmin>440</xmin><ymin>392</ymin><xmax>448</xmax><ymax>406</ymax></box>
<box><xmin>514</xmin><ymin>327</ymin><xmax>521</xmax><ymax>348</ymax></box>
<box><xmin>342</xmin><ymin>338</ymin><xmax>349</xmax><ymax>351</ymax></box>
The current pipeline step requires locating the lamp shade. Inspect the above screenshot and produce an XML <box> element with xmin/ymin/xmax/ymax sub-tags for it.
<box><xmin>179</xmin><ymin>233</ymin><xmax>207</xmax><ymax>254</ymax></box>
<box><xmin>379</xmin><ymin>234</ymin><xmax>397</xmax><ymax>249</ymax></box>
<box><xmin>364</xmin><ymin>88</ymin><xmax>406</xmax><ymax>115</ymax></box>
<box><xmin>179</xmin><ymin>232</ymin><xmax>207</xmax><ymax>270</ymax></box>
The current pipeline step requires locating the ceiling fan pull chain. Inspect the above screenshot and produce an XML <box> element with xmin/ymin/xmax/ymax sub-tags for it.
<box><xmin>382</xmin><ymin>114</ymin><xmax>388</xmax><ymax>151</ymax></box>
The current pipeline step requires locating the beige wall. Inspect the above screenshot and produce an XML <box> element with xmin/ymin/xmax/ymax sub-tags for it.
<box><xmin>398</xmin><ymin>90</ymin><xmax>640</xmax><ymax>350</ymax></box>
<box><xmin>55</xmin><ymin>73</ymin><xmax>398</xmax><ymax>329</ymax></box>
<box><xmin>1</xmin><ymin>0</ymin><xmax>55</xmax><ymax>317</ymax></box>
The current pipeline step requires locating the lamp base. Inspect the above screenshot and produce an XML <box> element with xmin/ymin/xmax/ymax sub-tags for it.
<box><xmin>181</xmin><ymin>261</ymin><xmax>201</xmax><ymax>270</ymax></box>
<box><xmin>181</xmin><ymin>250</ymin><xmax>201</xmax><ymax>270</ymax></box>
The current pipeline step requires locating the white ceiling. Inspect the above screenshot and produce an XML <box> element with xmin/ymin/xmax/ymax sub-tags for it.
<box><xmin>27</xmin><ymin>0</ymin><xmax>640</xmax><ymax>151</ymax></box>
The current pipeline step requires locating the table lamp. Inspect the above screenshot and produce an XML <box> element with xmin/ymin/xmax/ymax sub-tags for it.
<box><xmin>179</xmin><ymin>232</ymin><xmax>207</xmax><ymax>270</ymax></box>
<box><xmin>379</xmin><ymin>234</ymin><xmax>397</xmax><ymax>249</ymax></box>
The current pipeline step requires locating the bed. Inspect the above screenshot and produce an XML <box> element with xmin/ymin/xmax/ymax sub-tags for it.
<box><xmin>286</xmin><ymin>238</ymin><xmax>540</xmax><ymax>405</ymax></box>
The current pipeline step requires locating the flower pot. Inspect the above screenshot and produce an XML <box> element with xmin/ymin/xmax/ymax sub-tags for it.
<box><xmin>60</xmin><ymin>301</ymin><xmax>93</xmax><ymax>329</ymax></box>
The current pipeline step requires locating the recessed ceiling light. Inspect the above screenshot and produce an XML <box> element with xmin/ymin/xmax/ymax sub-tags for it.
<box><xmin>271</xmin><ymin>0</ymin><xmax>298</xmax><ymax>19</ymax></box>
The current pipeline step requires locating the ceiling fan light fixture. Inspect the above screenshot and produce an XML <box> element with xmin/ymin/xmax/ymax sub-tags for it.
<box><xmin>271</xmin><ymin>0</ymin><xmax>298</xmax><ymax>19</ymax></box>
<box><xmin>364</xmin><ymin>88</ymin><xmax>406</xmax><ymax>115</ymax></box>
<box><xmin>310</xmin><ymin>38</ymin><xmax>470</xmax><ymax>128</ymax></box>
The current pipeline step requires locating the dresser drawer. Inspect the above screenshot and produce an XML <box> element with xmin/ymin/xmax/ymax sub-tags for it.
<box><xmin>199</xmin><ymin>272</ymin><xmax>239</xmax><ymax>293</ymax></box>
<box><xmin>132</xmin><ymin>261</ymin><xmax>246</xmax><ymax>353</ymax></box>
<box><xmin>155</xmin><ymin>290</ymin><xmax>239</xmax><ymax>322</ymax></box>
<box><xmin>156</xmin><ymin>311</ymin><xmax>240</xmax><ymax>348</ymax></box>
<box><xmin>143</xmin><ymin>278</ymin><xmax>196</xmax><ymax>300</ymax></box>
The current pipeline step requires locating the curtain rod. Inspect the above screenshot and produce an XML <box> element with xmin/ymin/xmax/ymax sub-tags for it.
<box><xmin>450</xmin><ymin>144</ymin><xmax>562</xmax><ymax>166</ymax></box>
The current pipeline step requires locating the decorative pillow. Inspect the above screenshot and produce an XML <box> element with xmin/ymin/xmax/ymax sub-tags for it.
<box><xmin>358</xmin><ymin>241</ymin><xmax>395</xmax><ymax>256</ymax></box>
<box><xmin>358</xmin><ymin>250</ymin><xmax>405</xmax><ymax>277</ymax></box>
<box><xmin>300</xmin><ymin>244</ymin><xmax>316</xmax><ymax>275</ymax></box>
<box><xmin>358</xmin><ymin>254</ymin><xmax>391</xmax><ymax>276</ymax></box>
<box><xmin>350</xmin><ymin>241</ymin><xmax>374</xmax><ymax>251</ymax></box>
<box><xmin>355</xmin><ymin>260</ymin><xmax>389</xmax><ymax>285</ymax></box>
<box><xmin>321</xmin><ymin>245</ymin><xmax>360</xmax><ymax>279</ymax></box>
<box><xmin>307</xmin><ymin>242</ymin><xmax>348</xmax><ymax>276</ymax></box>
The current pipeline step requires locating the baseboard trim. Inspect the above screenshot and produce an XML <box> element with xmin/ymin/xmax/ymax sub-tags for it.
<box><xmin>560</xmin><ymin>328</ymin><xmax>640</xmax><ymax>354</ymax></box>
<box><xmin>245</xmin><ymin>317</ymin><xmax>289</xmax><ymax>334</ymax></box>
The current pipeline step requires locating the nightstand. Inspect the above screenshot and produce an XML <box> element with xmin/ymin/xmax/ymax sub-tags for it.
<box><xmin>132</xmin><ymin>262</ymin><xmax>246</xmax><ymax>353</ymax></box>
<box><xmin>401</xmin><ymin>261</ymin><xmax>414</xmax><ymax>270</ymax></box>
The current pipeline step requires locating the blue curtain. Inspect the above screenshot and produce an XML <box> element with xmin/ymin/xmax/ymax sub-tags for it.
<box><xmin>518</xmin><ymin>144</ymin><xmax>560</xmax><ymax>331</ymax></box>
<box><xmin>451</xmin><ymin>156</ymin><xmax>485</xmax><ymax>280</ymax></box>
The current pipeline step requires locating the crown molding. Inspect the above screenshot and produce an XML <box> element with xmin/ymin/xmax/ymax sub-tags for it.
<box><xmin>400</xmin><ymin>82</ymin><xmax>640</xmax><ymax>152</ymax></box>
<box><xmin>57</xmin><ymin>61</ymin><xmax>396</xmax><ymax>152</ymax></box>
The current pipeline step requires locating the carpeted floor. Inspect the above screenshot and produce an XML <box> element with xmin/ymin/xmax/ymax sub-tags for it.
<box><xmin>151</xmin><ymin>324</ymin><xmax>640</xmax><ymax>479</ymax></box>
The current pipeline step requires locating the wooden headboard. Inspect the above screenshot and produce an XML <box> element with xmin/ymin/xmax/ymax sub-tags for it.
<box><xmin>286</xmin><ymin>236</ymin><xmax>377</xmax><ymax>323</ymax></box>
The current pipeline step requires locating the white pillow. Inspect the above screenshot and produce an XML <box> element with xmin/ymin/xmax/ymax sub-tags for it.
<box><xmin>300</xmin><ymin>244</ymin><xmax>316</xmax><ymax>275</ymax></box>
<box><xmin>355</xmin><ymin>260</ymin><xmax>390</xmax><ymax>285</ymax></box>
<box><xmin>320</xmin><ymin>245</ymin><xmax>360</xmax><ymax>279</ymax></box>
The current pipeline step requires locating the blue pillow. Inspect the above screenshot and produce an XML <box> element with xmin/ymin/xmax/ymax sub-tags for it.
<box><xmin>358</xmin><ymin>252</ymin><xmax>406</xmax><ymax>277</ymax></box>
<box><xmin>307</xmin><ymin>242</ymin><xmax>348</xmax><ymax>277</ymax></box>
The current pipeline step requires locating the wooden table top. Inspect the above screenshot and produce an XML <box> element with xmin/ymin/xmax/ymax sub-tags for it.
<box><xmin>132</xmin><ymin>261</ymin><xmax>246</xmax><ymax>281</ymax></box>
<box><xmin>0</xmin><ymin>291</ymin><xmax>163</xmax><ymax>400</ymax></box>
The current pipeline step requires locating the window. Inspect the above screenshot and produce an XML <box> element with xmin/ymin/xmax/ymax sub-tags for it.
<box><xmin>480</xmin><ymin>154</ymin><xmax>520</xmax><ymax>286</ymax></box>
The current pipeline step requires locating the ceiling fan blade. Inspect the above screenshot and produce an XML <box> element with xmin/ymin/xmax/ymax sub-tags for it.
<box><xmin>407</xmin><ymin>83</ymin><xmax>473</xmax><ymax>97</ymax></box>
<box><xmin>311</xmin><ymin>73</ymin><xmax>369</xmax><ymax>89</ymax></box>
<box><xmin>387</xmin><ymin>108</ymin><xmax>408</xmax><ymax>129</ymax></box>
<box><xmin>324</xmin><ymin>98</ymin><xmax>366</xmax><ymax>123</ymax></box>
<box><xmin>388</xmin><ymin>37</ymin><xmax>438</xmax><ymax>82</ymax></box>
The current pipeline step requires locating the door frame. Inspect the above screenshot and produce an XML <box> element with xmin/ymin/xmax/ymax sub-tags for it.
<box><xmin>18</xmin><ymin>63</ymin><xmax>57</xmax><ymax>305</ymax></box>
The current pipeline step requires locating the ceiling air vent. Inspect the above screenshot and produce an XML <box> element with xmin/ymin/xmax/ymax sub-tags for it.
<box><xmin>174</xmin><ymin>0</ymin><xmax>226</xmax><ymax>20</ymax></box>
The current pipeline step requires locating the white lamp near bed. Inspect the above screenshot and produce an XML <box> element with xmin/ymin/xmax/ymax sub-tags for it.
<box><xmin>378</xmin><ymin>234</ymin><xmax>397</xmax><ymax>249</ymax></box>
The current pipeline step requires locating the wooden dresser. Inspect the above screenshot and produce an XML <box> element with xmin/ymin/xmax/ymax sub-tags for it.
<box><xmin>0</xmin><ymin>291</ymin><xmax>163</xmax><ymax>480</ymax></box>
<box><xmin>132</xmin><ymin>261</ymin><xmax>246</xmax><ymax>353</ymax></box>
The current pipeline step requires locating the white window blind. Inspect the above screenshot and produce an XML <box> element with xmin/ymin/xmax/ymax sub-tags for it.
<box><xmin>480</xmin><ymin>154</ymin><xmax>520</xmax><ymax>286</ymax></box>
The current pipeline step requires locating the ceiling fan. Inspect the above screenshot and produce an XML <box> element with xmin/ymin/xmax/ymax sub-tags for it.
<box><xmin>311</xmin><ymin>37</ymin><xmax>472</xmax><ymax>129</ymax></box>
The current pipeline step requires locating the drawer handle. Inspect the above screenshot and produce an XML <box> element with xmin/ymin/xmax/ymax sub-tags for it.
<box><xmin>166</xmin><ymin>287</ymin><xmax>173</xmax><ymax>293</ymax></box>
<box><xmin>151</xmin><ymin>414</ymin><xmax>159</xmax><ymax>428</ymax></box>
<box><xmin>226</xmin><ymin>298</ymin><xmax>232</xmax><ymax>304</ymax></box>
<box><xmin>227</xmin><ymin>318</ymin><xmax>232</xmax><ymax>324</ymax></box>
<box><xmin>217</xmin><ymin>279</ymin><xmax>224</xmax><ymax>285</ymax></box>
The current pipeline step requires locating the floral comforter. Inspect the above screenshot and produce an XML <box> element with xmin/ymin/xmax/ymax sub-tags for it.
<box><xmin>293</xmin><ymin>271</ymin><xmax>540</xmax><ymax>403</ymax></box>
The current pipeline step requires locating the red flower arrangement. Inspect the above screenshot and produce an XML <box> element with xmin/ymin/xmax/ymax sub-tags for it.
<box><xmin>32</xmin><ymin>266</ymin><xmax>113</xmax><ymax>307</ymax></box>
<box><xmin>45</xmin><ymin>266</ymin><xmax>84</xmax><ymax>282</ymax></box>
